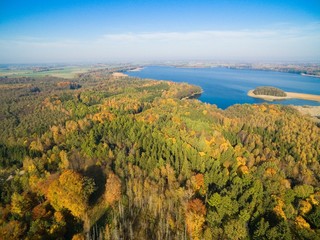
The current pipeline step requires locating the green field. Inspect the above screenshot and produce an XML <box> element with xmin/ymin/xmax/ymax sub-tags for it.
<box><xmin>0</xmin><ymin>66</ymin><xmax>91</xmax><ymax>79</ymax></box>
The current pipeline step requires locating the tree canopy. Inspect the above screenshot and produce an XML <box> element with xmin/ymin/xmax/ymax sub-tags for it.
<box><xmin>0</xmin><ymin>68</ymin><xmax>319</xmax><ymax>239</ymax></box>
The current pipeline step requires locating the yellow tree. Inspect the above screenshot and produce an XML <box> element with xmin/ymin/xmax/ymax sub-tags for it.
<box><xmin>11</xmin><ymin>192</ymin><xmax>32</xmax><ymax>217</ymax></box>
<box><xmin>185</xmin><ymin>198</ymin><xmax>206</xmax><ymax>240</ymax></box>
<box><xmin>47</xmin><ymin>170</ymin><xmax>95</xmax><ymax>219</ymax></box>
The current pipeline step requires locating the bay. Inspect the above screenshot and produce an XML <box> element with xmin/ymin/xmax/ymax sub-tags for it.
<box><xmin>126</xmin><ymin>66</ymin><xmax>320</xmax><ymax>109</ymax></box>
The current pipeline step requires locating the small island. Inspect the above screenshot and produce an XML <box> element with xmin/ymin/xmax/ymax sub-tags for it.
<box><xmin>253</xmin><ymin>86</ymin><xmax>287</xmax><ymax>97</ymax></box>
<box><xmin>248</xmin><ymin>86</ymin><xmax>320</xmax><ymax>102</ymax></box>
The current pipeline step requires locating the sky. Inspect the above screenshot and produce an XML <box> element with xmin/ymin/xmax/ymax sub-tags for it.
<box><xmin>0</xmin><ymin>0</ymin><xmax>320</xmax><ymax>63</ymax></box>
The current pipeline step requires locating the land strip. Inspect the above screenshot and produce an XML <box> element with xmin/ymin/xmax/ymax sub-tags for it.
<box><xmin>247</xmin><ymin>90</ymin><xmax>320</xmax><ymax>102</ymax></box>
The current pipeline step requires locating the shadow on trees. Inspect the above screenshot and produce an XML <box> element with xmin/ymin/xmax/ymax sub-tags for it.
<box><xmin>83</xmin><ymin>165</ymin><xmax>106</xmax><ymax>206</ymax></box>
<box><xmin>63</xmin><ymin>209</ymin><xmax>84</xmax><ymax>239</ymax></box>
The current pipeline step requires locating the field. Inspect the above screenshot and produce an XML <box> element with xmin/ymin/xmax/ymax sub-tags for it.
<box><xmin>0</xmin><ymin>66</ymin><xmax>92</xmax><ymax>79</ymax></box>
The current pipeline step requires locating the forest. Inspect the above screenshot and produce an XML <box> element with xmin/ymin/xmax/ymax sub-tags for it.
<box><xmin>0</xmin><ymin>68</ymin><xmax>319</xmax><ymax>240</ymax></box>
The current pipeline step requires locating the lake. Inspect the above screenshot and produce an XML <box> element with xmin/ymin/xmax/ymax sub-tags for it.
<box><xmin>125</xmin><ymin>66</ymin><xmax>320</xmax><ymax>109</ymax></box>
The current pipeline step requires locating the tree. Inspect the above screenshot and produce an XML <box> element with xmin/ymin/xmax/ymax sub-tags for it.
<box><xmin>11</xmin><ymin>192</ymin><xmax>32</xmax><ymax>217</ymax></box>
<box><xmin>185</xmin><ymin>199</ymin><xmax>206</xmax><ymax>240</ymax></box>
<box><xmin>47</xmin><ymin>170</ymin><xmax>96</xmax><ymax>219</ymax></box>
<box><xmin>293</xmin><ymin>184</ymin><xmax>314</xmax><ymax>199</ymax></box>
<box><xmin>224</xmin><ymin>219</ymin><xmax>248</xmax><ymax>240</ymax></box>
<box><xmin>105</xmin><ymin>172</ymin><xmax>121</xmax><ymax>206</ymax></box>
<box><xmin>0</xmin><ymin>220</ymin><xmax>25</xmax><ymax>240</ymax></box>
<box><xmin>190</xmin><ymin>173</ymin><xmax>206</xmax><ymax>195</ymax></box>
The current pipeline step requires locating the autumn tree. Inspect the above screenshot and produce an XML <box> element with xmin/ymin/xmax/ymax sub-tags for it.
<box><xmin>185</xmin><ymin>198</ymin><xmax>206</xmax><ymax>240</ymax></box>
<box><xmin>47</xmin><ymin>170</ymin><xmax>96</xmax><ymax>219</ymax></box>
<box><xmin>105</xmin><ymin>172</ymin><xmax>122</xmax><ymax>206</ymax></box>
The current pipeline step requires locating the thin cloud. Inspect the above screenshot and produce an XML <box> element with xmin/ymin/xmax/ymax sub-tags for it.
<box><xmin>102</xmin><ymin>30</ymin><xmax>278</xmax><ymax>42</ymax></box>
<box><xmin>0</xmin><ymin>25</ymin><xmax>319</xmax><ymax>63</ymax></box>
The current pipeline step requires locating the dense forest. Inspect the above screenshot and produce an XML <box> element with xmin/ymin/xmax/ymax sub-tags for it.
<box><xmin>0</xmin><ymin>69</ymin><xmax>319</xmax><ymax>240</ymax></box>
<box><xmin>253</xmin><ymin>86</ymin><xmax>287</xmax><ymax>97</ymax></box>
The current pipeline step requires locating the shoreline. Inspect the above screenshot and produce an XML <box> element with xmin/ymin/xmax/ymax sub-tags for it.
<box><xmin>292</xmin><ymin>105</ymin><xmax>320</xmax><ymax>118</ymax></box>
<box><xmin>181</xmin><ymin>90</ymin><xmax>204</xmax><ymax>100</ymax></box>
<box><xmin>112</xmin><ymin>72</ymin><xmax>128</xmax><ymax>77</ymax></box>
<box><xmin>247</xmin><ymin>89</ymin><xmax>320</xmax><ymax>102</ymax></box>
<box><xmin>128</xmin><ymin>67</ymin><xmax>144</xmax><ymax>72</ymax></box>
<box><xmin>301</xmin><ymin>73</ymin><xmax>320</xmax><ymax>78</ymax></box>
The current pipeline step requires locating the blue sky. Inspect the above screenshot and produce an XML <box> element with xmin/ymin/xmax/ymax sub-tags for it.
<box><xmin>0</xmin><ymin>0</ymin><xmax>319</xmax><ymax>63</ymax></box>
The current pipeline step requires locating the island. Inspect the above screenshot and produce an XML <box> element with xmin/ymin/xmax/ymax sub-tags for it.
<box><xmin>248</xmin><ymin>86</ymin><xmax>320</xmax><ymax>102</ymax></box>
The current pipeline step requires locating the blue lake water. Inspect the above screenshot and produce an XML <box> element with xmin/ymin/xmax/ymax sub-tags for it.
<box><xmin>126</xmin><ymin>66</ymin><xmax>320</xmax><ymax>109</ymax></box>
